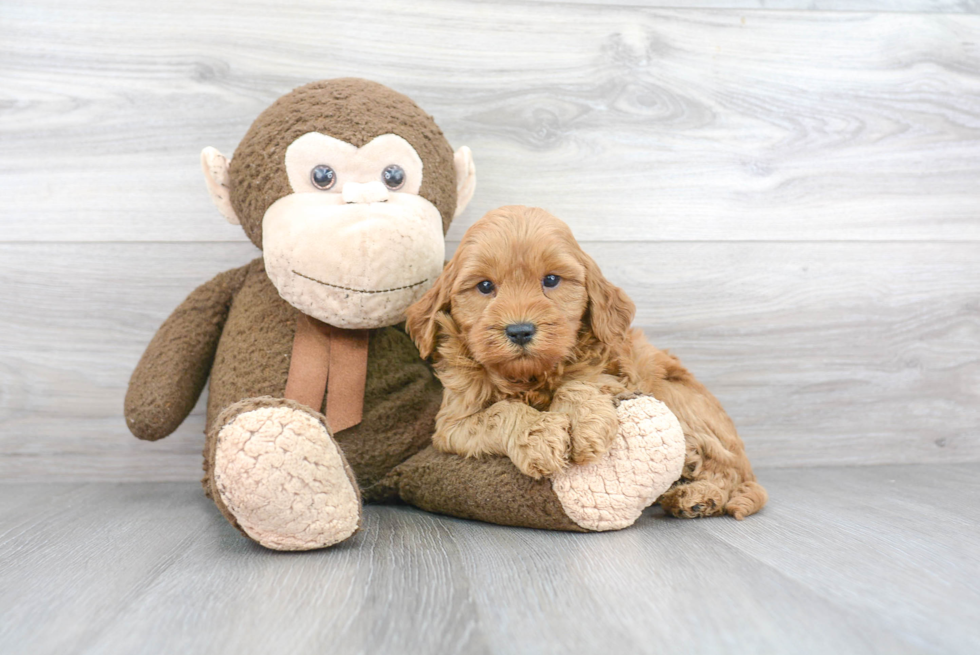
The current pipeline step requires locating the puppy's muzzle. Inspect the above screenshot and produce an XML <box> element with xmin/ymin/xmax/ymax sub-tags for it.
<box><xmin>505</xmin><ymin>322</ymin><xmax>536</xmax><ymax>346</ymax></box>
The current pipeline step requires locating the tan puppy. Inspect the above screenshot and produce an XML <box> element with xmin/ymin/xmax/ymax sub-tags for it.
<box><xmin>406</xmin><ymin>206</ymin><xmax>767</xmax><ymax>519</ymax></box>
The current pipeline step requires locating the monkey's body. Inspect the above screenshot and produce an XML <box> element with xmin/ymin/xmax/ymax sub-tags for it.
<box><xmin>193</xmin><ymin>259</ymin><xmax>443</xmax><ymax>499</ymax></box>
<box><xmin>125</xmin><ymin>79</ymin><xmax>686</xmax><ymax>550</ymax></box>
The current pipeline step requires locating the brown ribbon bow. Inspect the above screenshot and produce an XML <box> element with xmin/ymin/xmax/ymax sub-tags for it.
<box><xmin>284</xmin><ymin>314</ymin><xmax>370</xmax><ymax>433</ymax></box>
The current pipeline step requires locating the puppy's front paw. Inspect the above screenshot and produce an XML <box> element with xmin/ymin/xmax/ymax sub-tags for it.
<box><xmin>569</xmin><ymin>395</ymin><xmax>619</xmax><ymax>465</ymax></box>
<box><xmin>511</xmin><ymin>413</ymin><xmax>571</xmax><ymax>479</ymax></box>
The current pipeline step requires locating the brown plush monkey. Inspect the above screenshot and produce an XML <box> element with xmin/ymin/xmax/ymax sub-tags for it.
<box><xmin>125</xmin><ymin>79</ymin><xmax>684</xmax><ymax>550</ymax></box>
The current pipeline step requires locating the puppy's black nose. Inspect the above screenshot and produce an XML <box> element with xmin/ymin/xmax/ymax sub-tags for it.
<box><xmin>505</xmin><ymin>322</ymin><xmax>536</xmax><ymax>345</ymax></box>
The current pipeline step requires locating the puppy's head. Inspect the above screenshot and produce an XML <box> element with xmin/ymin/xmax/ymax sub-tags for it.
<box><xmin>406</xmin><ymin>206</ymin><xmax>635</xmax><ymax>380</ymax></box>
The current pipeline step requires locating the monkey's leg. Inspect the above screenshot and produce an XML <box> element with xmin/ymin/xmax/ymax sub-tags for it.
<box><xmin>378</xmin><ymin>396</ymin><xmax>685</xmax><ymax>532</ymax></box>
<box><xmin>204</xmin><ymin>396</ymin><xmax>362</xmax><ymax>550</ymax></box>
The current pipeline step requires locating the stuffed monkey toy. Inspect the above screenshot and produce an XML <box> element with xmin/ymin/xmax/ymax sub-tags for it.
<box><xmin>125</xmin><ymin>79</ymin><xmax>685</xmax><ymax>550</ymax></box>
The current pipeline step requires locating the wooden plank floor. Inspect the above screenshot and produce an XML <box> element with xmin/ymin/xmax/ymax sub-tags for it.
<box><xmin>1</xmin><ymin>464</ymin><xmax>977</xmax><ymax>655</ymax></box>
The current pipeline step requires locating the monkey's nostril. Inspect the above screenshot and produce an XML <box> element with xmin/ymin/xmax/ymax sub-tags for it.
<box><xmin>505</xmin><ymin>322</ymin><xmax>536</xmax><ymax>346</ymax></box>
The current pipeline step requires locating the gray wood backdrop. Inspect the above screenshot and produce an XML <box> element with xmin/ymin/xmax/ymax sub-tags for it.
<box><xmin>1</xmin><ymin>0</ymin><xmax>978</xmax><ymax>481</ymax></box>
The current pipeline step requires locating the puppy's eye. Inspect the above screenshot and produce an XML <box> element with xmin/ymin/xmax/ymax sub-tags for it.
<box><xmin>311</xmin><ymin>165</ymin><xmax>336</xmax><ymax>190</ymax></box>
<box><xmin>476</xmin><ymin>280</ymin><xmax>495</xmax><ymax>295</ymax></box>
<box><xmin>542</xmin><ymin>274</ymin><xmax>561</xmax><ymax>289</ymax></box>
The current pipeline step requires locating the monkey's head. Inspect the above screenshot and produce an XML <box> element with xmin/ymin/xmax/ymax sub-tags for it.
<box><xmin>201</xmin><ymin>78</ymin><xmax>476</xmax><ymax>329</ymax></box>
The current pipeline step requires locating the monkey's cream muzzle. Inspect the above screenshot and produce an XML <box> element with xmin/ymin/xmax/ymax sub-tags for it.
<box><xmin>262</xmin><ymin>191</ymin><xmax>445</xmax><ymax>329</ymax></box>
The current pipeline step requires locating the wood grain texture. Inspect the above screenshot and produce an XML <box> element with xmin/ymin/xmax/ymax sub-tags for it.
<box><xmin>1</xmin><ymin>2</ymin><xmax>979</xmax><ymax>242</ymax></box>
<box><xmin>0</xmin><ymin>240</ymin><xmax>976</xmax><ymax>481</ymax></box>
<box><xmin>699</xmin><ymin>464</ymin><xmax>980</xmax><ymax>655</ymax></box>
<box><xmin>519</xmin><ymin>0</ymin><xmax>980</xmax><ymax>11</ymax></box>
<box><xmin>1</xmin><ymin>465</ymin><xmax>978</xmax><ymax>655</ymax></box>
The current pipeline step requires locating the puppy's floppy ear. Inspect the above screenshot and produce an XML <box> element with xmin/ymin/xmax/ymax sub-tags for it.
<box><xmin>406</xmin><ymin>257</ymin><xmax>458</xmax><ymax>359</ymax></box>
<box><xmin>582</xmin><ymin>251</ymin><xmax>636</xmax><ymax>351</ymax></box>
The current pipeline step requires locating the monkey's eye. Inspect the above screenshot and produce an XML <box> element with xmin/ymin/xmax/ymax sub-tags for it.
<box><xmin>382</xmin><ymin>164</ymin><xmax>405</xmax><ymax>190</ymax></box>
<box><xmin>543</xmin><ymin>274</ymin><xmax>561</xmax><ymax>288</ymax></box>
<box><xmin>476</xmin><ymin>280</ymin><xmax>495</xmax><ymax>295</ymax></box>
<box><xmin>310</xmin><ymin>165</ymin><xmax>336</xmax><ymax>190</ymax></box>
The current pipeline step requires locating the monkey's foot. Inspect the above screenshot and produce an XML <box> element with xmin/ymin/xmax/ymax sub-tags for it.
<box><xmin>551</xmin><ymin>396</ymin><xmax>685</xmax><ymax>531</ymax></box>
<box><xmin>209</xmin><ymin>398</ymin><xmax>361</xmax><ymax>550</ymax></box>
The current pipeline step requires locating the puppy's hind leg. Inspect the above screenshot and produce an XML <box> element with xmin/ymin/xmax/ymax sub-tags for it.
<box><xmin>634</xmin><ymin>345</ymin><xmax>767</xmax><ymax>520</ymax></box>
<box><xmin>724</xmin><ymin>480</ymin><xmax>769</xmax><ymax>521</ymax></box>
<box><xmin>658</xmin><ymin>437</ymin><xmax>730</xmax><ymax>519</ymax></box>
<box><xmin>658</xmin><ymin>430</ymin><xmax>767</xmax><ymax>520</ymax></box>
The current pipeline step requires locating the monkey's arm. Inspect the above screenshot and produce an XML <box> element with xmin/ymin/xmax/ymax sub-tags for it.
<box><xmin>125</xmin><ymin>264</ymin><xmax>250</xmax><ymax>441</ymax></box>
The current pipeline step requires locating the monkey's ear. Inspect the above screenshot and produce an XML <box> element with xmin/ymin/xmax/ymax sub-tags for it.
<box><xmin>405</xmin><ymin>257</ymin><xmax>458</xmax><ymax>359</ymax></box>
<box><xmin>201</xmin><ymin>147</ymin><xmax>240</xmax><ymax>225</ymax></box>
<box><xmin>453</xmin><ymin>146</ymin><xmax>476</xmax><ymax>218</ymax></box>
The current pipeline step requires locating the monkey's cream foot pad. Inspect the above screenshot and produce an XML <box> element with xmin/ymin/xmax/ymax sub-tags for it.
<box><xmin>212</xmin><ymin>405</ymin><xmax>361</xmax><ymax>550</ymax></box>
<box><xmin>551</xmin><ymin>396</ymin><xmax>685</xmax><ymax>532</ymax></box>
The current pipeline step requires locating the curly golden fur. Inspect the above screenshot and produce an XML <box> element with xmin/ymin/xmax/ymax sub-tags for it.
<box><xmin>406</xmin><ymin>206</ymin><xmax>767</xmax><ymax>519</ymax></box>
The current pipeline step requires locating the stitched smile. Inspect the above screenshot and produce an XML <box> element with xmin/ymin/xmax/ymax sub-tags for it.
<box><xmin>292</xmin><ymin>270</ymin><xmax>429</xmax><ymax>295</ymax></box>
